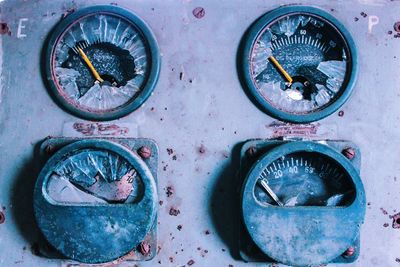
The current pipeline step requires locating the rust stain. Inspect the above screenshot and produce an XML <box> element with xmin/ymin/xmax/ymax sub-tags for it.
<box><xmin>198</xmin><ymin>144</ymin><xmax>206</xmax><ymax>154</ymax></box>
<box><xmin>0</xmin><ymin>23</ymin><xmax>11</xmax><ymax>36</ymax></box>
<box><xmin>169</xmin><ymin>207</ymin><xmax>180</xmax><ymax>216</ymax></box>
<box><xmin>390</xmin><ymin>212</ymin><xmax>400</xmax><ymax>229</ymax></box>
<box><xmin>165</xmin><ymin>185</ymin><xmax>174</xmax><ymax>197</ymax></box>
<box><xmin>380</xmin><ymin>207</ymin><xmax>389</xmax><ymax>215</ymax></box>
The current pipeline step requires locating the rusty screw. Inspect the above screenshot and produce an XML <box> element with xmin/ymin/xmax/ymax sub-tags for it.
<box><xmin>394</xmin><ymin>21</ymin><xmax>400</xmax><ymax>32</ymax></box>
<box><xmin>139</xmin><ymin>241</ymin><xmax>151</xmax><ymax>256</ymax></box>
<box><xmin>138</xmin><ymin>146</ymin><xmax>152</xmax><ymax>159</ymax></box>
<box><xmin>0</xmin><ymin>211</ymin><xmax>5</xmax><ymax>224</ymax></box>
<box><xmin>342</xmin><ymin>147</ymin><xmax>355</xmax><ymax>160</ymax></box>
<box><xmin>45</xmin><ymin>145</ymin><xmax>54</xmax><ymax>155</ymax></box>
<box><xmin>193</xmin><ymin>7</ymin><xmax>205</xmax><ymax>19</ymax></box>
<box><xmin>246</xmin><ymin>146</ymin><xmax>257</xmax><ymax>158</ymax></box>
<box><xmin>343</xmin><ymin>246</ymin><xmax>356</xmax><ymax>258</ymax></box>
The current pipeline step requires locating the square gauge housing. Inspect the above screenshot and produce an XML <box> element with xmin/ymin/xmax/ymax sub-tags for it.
<box><xmin>35</xmin><ymin>137</ymin><xmax>159</xmax><ymax>263</ymax></box>
<box><xmin>238</xmin><ymin>139</ymin><xmax>362</xmax><ymax>264</ymax></box>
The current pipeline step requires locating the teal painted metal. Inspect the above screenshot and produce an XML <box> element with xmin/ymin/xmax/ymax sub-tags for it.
<box><xmin>238</xmin><ymin>6</ymin><xmax>359</xmax><ymax>123</ymax></box>
<box><xmin>43</xmin><ymin>5</ymin><xmax>161</xmax><ymax>121</ymax></box>
<box><xmin>33</xmin><ymin>139</ymin><xmax>158</xmax><ymax>263</ymax></box>
<box><xmin>241</xmin><ymin>141</ymin><xmax>366</xmax><ymax>266</ymax></box>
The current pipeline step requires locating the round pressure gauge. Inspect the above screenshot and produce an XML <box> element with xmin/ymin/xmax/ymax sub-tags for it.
<box><xmin>239</xmin><ymin>6</ymin><xmax>358</xmax><ymax>123</ymax></box>
<box><xmin>33</xmin><ymin>139</ymin><xmax>157</xmax><ymax>263</ymax></box>
<box><xmin>44</xmin><ymin>5</ymin><xmax>160</xmax><ymax>121</ymax></box>
<box><xmin>241</xmin><ymin>141</ymin><xmax>365</xmax><ymax>266</ymax></box>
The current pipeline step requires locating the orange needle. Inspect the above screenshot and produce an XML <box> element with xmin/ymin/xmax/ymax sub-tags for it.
<box><xmin>77</xmin><ymin>47</ymin><xmax>104</xmax><ymax>83</ymax></box>
<box><xmin>268</xmin><ymin>55</ymin><xmax>293</xmax><ymax>84</ymax></box>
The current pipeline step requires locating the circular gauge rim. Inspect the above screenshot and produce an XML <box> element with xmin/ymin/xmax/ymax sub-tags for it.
<box><xmin>33</xmin><ymin>139</ymin><xmax>157</xmax><ymax>263</ymax></box>
<box><xmin>239</xmin><ymin>6</ymin><xmax>358</xmax><ymax>123</ymax></box>
<box><xmin>241</xmin><ymin>141</ymin><xmax>366</xmax><ymax>265</ymax></box>
<box><xmin>44</xmin><ymin>5</ymin><xmax>161</xmax><ymax>121</ymax></box>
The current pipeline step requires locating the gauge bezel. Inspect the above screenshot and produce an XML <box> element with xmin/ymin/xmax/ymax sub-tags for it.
<box><xmin>239</xmin><ymin>6</ymin><xmax>358</xmax><ymax>123</ymax></box>
<box><xmin>33</xmin><ymin>139</ymin><xmax>158</xmax><ymax>263</ymax></box>
<box><xmin>44</xmin><ymin>5</ymin><xmax>161</xmax><ymax>121</ymax></box>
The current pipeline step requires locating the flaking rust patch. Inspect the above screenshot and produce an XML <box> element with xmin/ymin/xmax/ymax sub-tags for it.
<box><xmin>0</xmin><ymin>23</ymin><xmax>11</xmax><ymax>35</ymax></box>
<box><xmin>390</xmin><ymin>212</ymin><xmax>400</xmax><ymax>229</ymax></box>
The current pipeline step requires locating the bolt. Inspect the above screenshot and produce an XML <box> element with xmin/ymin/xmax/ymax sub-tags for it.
<box><xmin>138</xmin><ymin>146</ymin><xmax>152</xmax><ymax>159</ymax></box>
<box><xmin>342</xmin><ymin>147</ymin><xmax>355</xmax><ymax>160</ymax></box>
<box><xmin>45</xmin><ymin>145</ymin><xmax>54</xmax><ymax>155</ymax></box>
<box><xmin>192</xmin><ymin>7</ymin><xmax>205</xmax><ymax>19</ymax></box>
<box><xmin>0</xmin><ymin>211</ymin><xmax>5</xmax><ymax>224</ymax></box>
<box><xmin>139</xmin><ymin>241</ymin><xmax>151</xmax><ymax>256</ymax></box>
<box><xmin>394</xmin><ymin>22</ymin><xmax>400</xmax><ymax>32</ymax></box>
<box><xmin>343</xmin><ymin>246</ymin><xmax>356</xmax><ymax>258</ymax></box>
<box><xmin>246</xmin><ymin>146</ymin><xmax>257</xmax><ymax>158</ymax></box>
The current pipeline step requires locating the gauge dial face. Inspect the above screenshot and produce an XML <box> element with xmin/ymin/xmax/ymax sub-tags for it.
<box><xmin>254</xmin><ymin>152</ymin><xmax>355</xmax><ymax>206</ymax></box>
<box><xmin>242</xmin><ymin>7</ymin><xmax>357</xmax><ymax>122</ymax></box>
<box><xmin>47</xmin><ymin>6</ymin><xmax>160</xmax><ymax>120</ymax></box>
<box><xmin>46</xmin><ymin>148</ymin><xmax>143</xmax><ymax>204</ymax></box>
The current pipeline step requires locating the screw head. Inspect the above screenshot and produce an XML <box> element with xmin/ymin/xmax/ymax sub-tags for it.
<box><xmin>45</xmin><ymin>145</ymin><xmax>54</xmax><ymax>155</ymax></box>
<box><xmin>343</xmin><ymin>246</ymin><xmax>356</xmax><ymax>258</ymax></box>
<box><xmin>138</xmin><ymin>146</ymin><xmax>152</xmax><ymax>159</ymax></box>
<box><xmin>139</xmin><ymin>241</ymin><xmax>151</xmax><ymax>256</ymax></box>
<box><xmin>192</xmin><ymin>7</ymin><xmax>205</xmax><ymax>19</ymax></box>
<box><xmin>342</xmin><ymin>147</ymin><xmax>355</xmax><ymax>160</ymax></box>
<box><xmin>394</xmin><ymin>21</ymin><xmax>400</xmax><ymax>32</ymax></box>
<box><xmin>246</xmin><ymin>146</ymin><xmax>257</xmax><ymax>158</ymax></box>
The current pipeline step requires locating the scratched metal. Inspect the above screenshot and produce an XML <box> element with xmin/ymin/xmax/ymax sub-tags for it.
<box><xmin>0</xmin><ymin>0</ymin><xmax>399</xmax><ymax>266</ymax></box>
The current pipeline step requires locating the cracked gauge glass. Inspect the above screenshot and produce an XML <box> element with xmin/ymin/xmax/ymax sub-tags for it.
<box><xmin>254</xmin><ymin>151</ymin><xmax>356</xmax><ymax>207</ymax></box>
<box><xmin>241</xmin><ymin>6</ymin><xmax>357</xmax><ymax>123</ymax></box>
<box><xmin>46</xmin><ymin>149</ymin><xmax>143</xmax><ymax>204</ymax></box>
<box><xmin>45</xmin><ymin>6</ymin><xmax>160</xmax><ymax>120</ymax></box>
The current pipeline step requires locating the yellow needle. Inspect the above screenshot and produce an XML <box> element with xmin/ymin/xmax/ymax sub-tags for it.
<box><xmin>268</xmin><ymin>55</ymin><xmax>293</xmax><ymax>84</ymax></box>
<box><xmin>77</xmin><ymin>47</ymin><xmax>104</xmax><ymax>83</ymax></box>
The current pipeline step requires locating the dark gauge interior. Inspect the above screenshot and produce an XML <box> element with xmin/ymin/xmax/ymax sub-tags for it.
<box><xmin>254</xmin><ymin>152</ymin><xmax>355</xmax><ymax>206</ymax></box>
<box><xmin>250</xmin><ymin>13</ymin><xmax>351</xmax><ymax>114</ymax></box>
<box><xmin>46</xmin><ymin>149</ymin><xmax>144</xmax><ymax>204</ymax></box>
<box><xmin>61</xmin><ymin>41</ymin><xmax>136</xmax><ymax>96</ymax></box>
<box><xmin>52</xmin><ymin>12</ymin><xmax>149</xmax><ymax>112</ymax></box>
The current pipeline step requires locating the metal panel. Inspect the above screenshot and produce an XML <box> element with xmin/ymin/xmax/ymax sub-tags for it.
<box><xmin>0</xmin><ymin>0</ymin><xmax>399</xmax><ymax>266</ymax></box>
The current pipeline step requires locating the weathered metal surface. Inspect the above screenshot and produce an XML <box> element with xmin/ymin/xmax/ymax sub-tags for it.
<box><xmin>0</xmin><ymin>0</ymin><xmax>400</xmax><ymax>266</ymax></box>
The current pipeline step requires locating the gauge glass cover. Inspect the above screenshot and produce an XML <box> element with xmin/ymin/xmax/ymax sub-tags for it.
<box><xmin>46</xmin><ymin>148</ymin><xmax>144</xmax><ymax>204</ymax></box>
<box><xmin>254</xmin><ymin>151</ymin><xmax>356</xmax><ymax>207</ymax></box>
<box><xmin>241</xmin><ymin>6</ymin><xmax>358</xmax><ymax>123</ymax></box>
<box><xmin>46</xmin><ymin>6</ymin><xmax>160</xmax><ymax>120</ymax></box>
